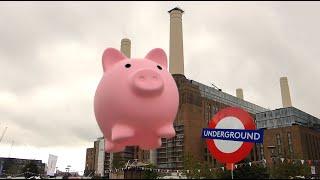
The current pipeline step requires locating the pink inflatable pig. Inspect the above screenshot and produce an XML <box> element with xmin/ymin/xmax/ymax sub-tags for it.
<box><xmin>94</xmin><ymin>48</ymin><xmax>179</xmax><ymax>153</ymax></box>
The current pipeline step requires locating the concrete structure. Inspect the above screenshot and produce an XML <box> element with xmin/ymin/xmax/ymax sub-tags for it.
<box><xmin>84</xmin><ymin>148</ymin><xmax>95</xmax><ymax>176</ymax></box>
<box><xmin>121</xmin><ymin>38</ymin><xmax>131</xmax><ymax>58</ymax></box>
<box><xmin>118</xmin><ymin>38</ymin><xmax>138</xmax><ymax>169</ymax></box>
<box><xmin>118</xmin><ymin>35</ymin><xmax>159</xmax><ymax>165</ymax></box>
<box><xmin>280</xmin><ymin>77</ymin><xmax>292</xmax><ymax>108</ymax></box>
<box><xmin>84</xmin><ymin>137</ymin><xmax>110</xmax><ymax>177</ymax></box>
<box><xmin>96</xmin><ymin>137</ymin><xmax>105</xmax><ymax>177</ymax></box>
<box><xmin>236</xmin><ymin>88</ymin><xmax>244</xmax><ymax>100</ymax></box>
<box><xmin>169</xmin><ymin>7</ymin><xmax>184</xmax><ymax>75</ymax></box>
<box><xmin>149</xmin><ymin>150</ymin><xmax>157</xmax><ymax>165</ymax></box>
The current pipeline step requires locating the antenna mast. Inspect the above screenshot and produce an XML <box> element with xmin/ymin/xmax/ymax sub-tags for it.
<box><xmin>0</xmin><ymin>127</ymin><xmax>8</xmax><ymax>143</ymax></box>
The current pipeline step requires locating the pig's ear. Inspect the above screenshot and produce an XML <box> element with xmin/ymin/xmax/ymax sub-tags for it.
<box><xmin>102</xmin><ymin>48</ymin><xmax>127</xmax><ymax>72</ymax></box>
<box><xmin>145</xmin><ymin>48</ymin><xmax>168</xmax><ymax>69</ymax></box>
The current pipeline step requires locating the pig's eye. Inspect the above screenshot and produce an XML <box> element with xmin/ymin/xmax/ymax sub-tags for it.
<box><xmin>157</xmin><ymin>65</ymin><xmax>162</xmax><ymax>70</ymax></box>
<box><xmin>125</xmin><ymin>64</ymin><xmax>131</xmax><ymax>68</ymax></box>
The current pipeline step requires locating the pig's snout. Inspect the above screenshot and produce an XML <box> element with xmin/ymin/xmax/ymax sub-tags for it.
<box><xmin>130</xmin><ymin>69</ymin><xmax>164</xmax><ymax>96</ymax></box>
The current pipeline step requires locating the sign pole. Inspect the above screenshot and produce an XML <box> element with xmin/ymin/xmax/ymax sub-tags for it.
<box><xmin>231</xmin><ymin>164</ymin><xmax>234</xmax><ymax>180</ymax></box>
<box><xmin>203</xmin><ymin>107</ymin><xmax>264</xmax><ymax>180</ymax></box>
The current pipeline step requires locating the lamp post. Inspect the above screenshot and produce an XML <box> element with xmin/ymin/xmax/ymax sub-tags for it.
<box><xmin>267</xmin><ymin>145</ymin><xmax>277</xmax><ymax>178</ymax></box>
<box><xmin>67</xmin><ymin>165</ymin><xmax>71</xmax><ymax>173</ymax></box>
<box><xmin>267</xmin><ymin>146</ymin><xmax>276</xmax><ymax>163</ymax></box>
<box><xmin>125</xmin><ymin>159</ymin><xmax>139</xmax><ymax>169</ymax></box>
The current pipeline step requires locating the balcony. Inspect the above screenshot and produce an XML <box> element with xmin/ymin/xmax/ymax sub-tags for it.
<box><xmin>158</xmin><ymin>156</ymin><xmax>167</xmax><ymax>159</ymax></box>
<box><xmin>176</xmin><ymin>148</ymin><xmax>183</xmax><ymax>152</ymax></box>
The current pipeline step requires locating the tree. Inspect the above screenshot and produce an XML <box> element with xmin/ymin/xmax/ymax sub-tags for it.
<box><xmin>112</xmin><ymin>152</ymin><xmax>125</xmax><ymax>169</ymax></box>
<box><xmin>22</xmin><ymin>161</ymin><xmax>40</xmax><ymax>179</ymax></box>
<box><xmin>234</xmin><ymin>164</ymin><xmax>269</xmax><ymax>179</ymax></box>
<box><xmin>183</xmin><ymin>153</ymin><xmax>216</xmax><ymax>179</ymax></box>
<box><xmin>215</xmin><ymin>164</ymin><xmax>269</xmax><ymax>179</ymax></box>
<box><xmin>4</xmin><ymin>163</ymin><xmax>19</xmax><ymax>176</ymax></box>
<box><xmin>270</xmin><ymin>161</ymin><xmax>310</xmax><ymax>179</ymax></box>
<box><xmin>142</xmin><ymin>164</ymin><xmax>158</xmax><ymax>179</ymax></box>
<box><xmin>183</xmin><ymin>153</ymin><xmax>202</xmax><ymax>179</ymax></box>
<box><xmin>199</xmin><ymin>162</ymin><xmax>216</xmax><ymax>179</ymax></box>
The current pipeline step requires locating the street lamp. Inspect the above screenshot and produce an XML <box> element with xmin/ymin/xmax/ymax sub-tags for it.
<box><xmin>267</xmin><ymin>145</ymin><xmax>277</xmax><ymax>179</ymax></box>
<box><xmin>267</xmin><ymin>146</ymin><xmax>277</xmax><ymax>165</ymax></box>
<box><xmin>125</xmin><ymin>159</ymin><xmax>139</xmax><ymax>169</ymax></box>
<box><xmin>66</xmin><ymin>165</ymin><xmax>71</xmax><ymax>173</ymax></box>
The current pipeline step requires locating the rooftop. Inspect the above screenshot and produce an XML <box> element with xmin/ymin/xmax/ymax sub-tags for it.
<box><xmin>189</xmin><ymin>79</ymin><xmax>269</xmax><ymax>114</ymax></box>
<box><xmin>168</xmin><ymin>7</ymin><xmax>184</xmax><ymax>13</ymax></box>
<box><xmin>256</xmin><ymin>106</ymin><xmax>320</xmax><ymax>130</ymax></box>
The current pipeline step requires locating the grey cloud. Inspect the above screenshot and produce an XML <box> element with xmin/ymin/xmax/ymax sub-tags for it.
<box><xmin>0</xmin><ymin>1</ymin><xmax>319</xmax><ymax>150</ymax></box>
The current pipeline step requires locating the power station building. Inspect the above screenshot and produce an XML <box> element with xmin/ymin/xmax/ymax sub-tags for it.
<box><xmin>85</xmin><ymin>6</ymin><xmax>320</xmax><ymax>176</ymax></box>
<box><xmin>156</xmin><ymin>74</ymin><xmax>268</xmax><ymax>169</ymax></box>
<box><xmin>156</xmin><ymin>7</ymin><xmax>268</xmax><ymax>169</ymax></box>
<box><xmin>255</xmin><ymin>77</ymin><xmax>320</xmax><ymax>174</ymax></box>
<box><xmin>256</xmin><ymin>106</ymin><xmax>320</xmax><ymax>166</ymax></box>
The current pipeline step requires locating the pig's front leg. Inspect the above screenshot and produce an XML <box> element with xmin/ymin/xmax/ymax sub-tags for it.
<box><xmin>111</xmin><ymin>124</ymin><xmax>135</xmax><ymax>142</ymax></box>
<box><xmin>157</xmin><ymin>124</ymin><xmax>176</xmax><ymax>139</ymax></box>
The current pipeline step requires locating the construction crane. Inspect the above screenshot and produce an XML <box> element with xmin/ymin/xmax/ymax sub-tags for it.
<box><xmin>8</xmin><ymin>140</ymin><xmax>14</xmax><ymax>158</ymax></box>
<box><xmin>211</xmin><ymin>83</ymin><xmax>222</xmax><ymax>91</ymax></box>
<box><xmin>0</xmin><ymin>126</ymin><xmax>8</xmax><ymax>143</ymax></box>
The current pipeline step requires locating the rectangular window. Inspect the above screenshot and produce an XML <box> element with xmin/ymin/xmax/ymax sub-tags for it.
<box><xmin>260</xmin><ymin>144</ymin><xmax>264</xmax><ymax>159</ymax></box>
<box><xmin>287</xmin><ymin>132</ymin><xmax>292</xmax><ymax>145</ymax></box>
<box><xmin>289</xmin><ymin>145</ymin><xmax>293</xmax><ymax>154</ymax></box>
<box><xmin>278</xmin><ymin>146</ymin><xmax>282</xmax><ymax>155</ymax></box>
<box><xmin>276</xmin><ymin>134</ymin><xmax>281</xmax><ymax>145</ymax></box>
<box><xmin>276</xmin><ymin>134</ymin><xmax>282</xmax><ymax>155</ymax></box>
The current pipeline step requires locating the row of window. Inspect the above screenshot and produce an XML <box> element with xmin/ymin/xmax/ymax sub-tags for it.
<box><xmin>191</xmin><ymin>81</ymin><xmax>267</xmax><ymax>114</ymax></box>
<box><xmin>259</xmin><ymin>132</ymin><xmax>294</xmax><ymax>159</ymax></box>
<box><xmin>304</xmin><ymin>133</ymin><xmax>320</xmax><ymax>160</ymax></box>
<box><xmin>256</xmin><ymin>108</ymin><xmax>290</xmax><ymax>119</ymax></box>
<box><xmin>275</xmin><ymin>132</ymin><xmax>294</xmax><ymax>156</ymax></box>
<box><xmin>181</xmin><ymin>92</ymin><xmax>202</xmax><ymax>106</ymax></box>
<box><xmin>256</xmin><ymin>107</ymin><xmax>320</xmax><ymax>129</ymax></box>
<box><xmin>257</xmin><ymin>117</ymin><xmax>294</xmax><ymax>129</ymax></box>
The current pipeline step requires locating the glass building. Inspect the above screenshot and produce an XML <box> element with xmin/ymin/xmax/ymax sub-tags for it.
<box><xmin>256</xmin><ymin>107</ymin><xmax>320</xmax><ymax>131</ymax></box>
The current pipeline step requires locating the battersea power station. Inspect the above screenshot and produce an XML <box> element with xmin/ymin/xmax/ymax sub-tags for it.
<box><xmin>85</xmin><ymin>7</ymin><xmax>320</xmax><ymax>177</ymax></box>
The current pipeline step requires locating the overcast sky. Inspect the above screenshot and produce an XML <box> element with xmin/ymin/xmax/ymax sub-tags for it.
<box><xmin>0</xmin><ymin>1</ymin><xmax>319</xmax><ymax>173</ymax></box>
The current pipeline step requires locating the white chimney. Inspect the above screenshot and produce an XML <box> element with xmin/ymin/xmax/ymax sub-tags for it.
<box><xmin>120</xmin><ymin>38</ymin><xmax>131</xmax><ymax>58</ymax></box>
<box><xmin>236</xmin><ymin>88</ymin><xmax>244</xmax><ymax>100</ymax></box>
<box><xmin>280</xmin><ymin>77</ymin><xmax>292</xmax><ymax>108</ymax></box>
<box><xmin>168</xmin><ymin>7</ymin><xmax>184</xmax><ymax>75</ymax></box>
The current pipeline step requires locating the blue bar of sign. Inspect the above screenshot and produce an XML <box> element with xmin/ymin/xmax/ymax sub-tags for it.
<box><xmin>202</xmin><ymin>128</ymin><xmax>264</xmax><ymax>143</ymax></box>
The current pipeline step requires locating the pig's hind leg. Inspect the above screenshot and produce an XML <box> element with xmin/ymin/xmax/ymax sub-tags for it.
<box><xmin>139</xmin><ymin>137</ymin><xmax>162</xmax><ymax>150</ymax></box>
<box><xmin>105</xmin><ymin>139</ymin><xmax>125</xmax><ymax>152</ymax></box>
<box><xmin>111</xmin><ymin>124</ymin><xmax>135</xmax><ymax>142</ymax></box>
<box><xmin>157</xmin><ymin>124</ymin><xmax>176</xmax><ymax>139</ymax></box>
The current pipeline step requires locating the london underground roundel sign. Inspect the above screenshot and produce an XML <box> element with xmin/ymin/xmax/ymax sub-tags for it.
<box><xmin>202</xmin><ymin>107</ymin><xmax>264</xmax><ymax>170</ymax></box>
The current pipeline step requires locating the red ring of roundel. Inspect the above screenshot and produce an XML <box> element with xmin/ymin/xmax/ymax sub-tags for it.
<box><xmin>206</xmin><ymin>107</ymin><xmax>256</xmax><ymax>164</ymax></box>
